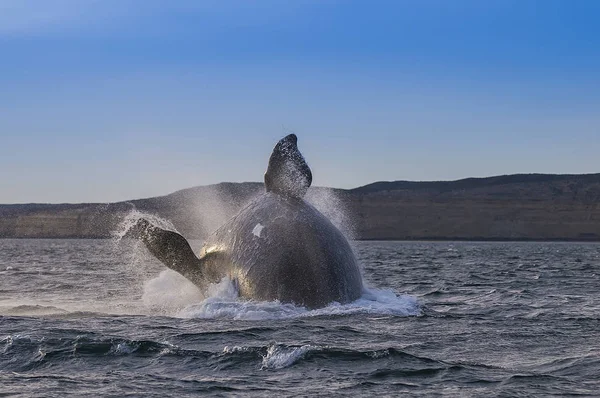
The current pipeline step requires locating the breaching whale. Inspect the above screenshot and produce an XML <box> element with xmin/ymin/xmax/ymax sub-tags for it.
<box><xmin>133</xmin><ymin>134</ymin><xmax>363</xmax><ymax>309</ymax></box>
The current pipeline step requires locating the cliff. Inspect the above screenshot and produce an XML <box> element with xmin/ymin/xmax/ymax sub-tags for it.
<box><xmin>1</xmin><ymin>174</ymin><xmax>599</xmax><ymax>241</ymax></box>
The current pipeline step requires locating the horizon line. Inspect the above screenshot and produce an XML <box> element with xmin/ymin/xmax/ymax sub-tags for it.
<box><xmin>2</xmin><ymin>171</ymin><xmax>599</xmax><ymax>207</ymax></box>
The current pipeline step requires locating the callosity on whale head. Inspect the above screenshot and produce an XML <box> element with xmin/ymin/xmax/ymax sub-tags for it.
<box><xmin>134</xmin><ymin>134</ymin><xmax>363</xmax><ymax>309</ymax></box>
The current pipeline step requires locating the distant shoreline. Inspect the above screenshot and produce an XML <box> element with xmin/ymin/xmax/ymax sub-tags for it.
<box><xmin>2</xmin><ymin>173</ymin><xmax>599</xmax><ymax>241</ymax></box>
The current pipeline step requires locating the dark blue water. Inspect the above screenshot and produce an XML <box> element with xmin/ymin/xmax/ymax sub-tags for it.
<box><xmin>1</xmin><ymin>239</ymin><xmax>598</xmax><ymax>396</ymax></box>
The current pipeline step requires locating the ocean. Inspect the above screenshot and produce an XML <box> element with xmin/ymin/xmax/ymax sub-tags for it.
<box><xmin>0</xmin><ymin>239</ymin><xmax>598</xmax><ymax>396</ymax></box>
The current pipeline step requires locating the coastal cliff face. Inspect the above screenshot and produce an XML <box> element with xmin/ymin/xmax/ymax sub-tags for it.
<box><xmin>1</xmin><ymin>174</ymin><xmax>599</xmax><ymax>241</ymax></box>
<box><xmin>347</xmin><ymin>174</ymin><xmax>600</xmax><ymax>240</ymax></box>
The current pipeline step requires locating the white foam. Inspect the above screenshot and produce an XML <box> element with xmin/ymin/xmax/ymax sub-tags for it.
<box><xmin>261</xmin><ymin>344</ymin><xmax>313</xmax><ymax>369</ymax></box>
<box><xmin>175</xmin><ymin>279</ymin><xmax>420</xmax><ymax>320</ymax></box>
<box><xmin>112</xmin><ymin>342</ymin><xmax>137</xmax><ymax>355</ymax></box>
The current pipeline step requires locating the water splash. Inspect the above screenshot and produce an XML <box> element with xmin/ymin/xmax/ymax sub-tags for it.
<box><xmin>305</xmin><ymin>187</ymin><xmax>355</xmax><ymax>240</ymax></box>
<box><xmin>109</xmin><ymin>185</ymin><xmax>405</xmax><ymax>320</ymax></box>
<box><xmin>175</xmin><ymin>279</ymin><xmax>419</xmax><ymax>320</ymax></box>
<box><xmin>190</xmin><ymin>184</ymin><xmax>259</xmax><ymax>238</ymax></box>
<box><xmin>112</xmin><ymin>209</ymin><xmax>179</xmax><ymax>243</ymax></box>
<box><xmin>141</xmin><ymin>270</ymin><xmax>205</xmax><ymax>314</ymax></box>
<box><xmin>138</xmin><ymin>268</ymin><xmax>419</xmax><ymax>320</ymax></box>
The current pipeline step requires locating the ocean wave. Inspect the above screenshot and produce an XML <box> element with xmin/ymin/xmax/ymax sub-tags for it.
<box><xmin>5</xmin><ymin>330</ymin><xmax>588</xmax><ymax>394</ymax></box>
<box><xmin>261</xmin><ymin>344</ymin><xmax>313</xmax><ymax>369</ymax></box>
<box><xmin>2</xmin><ymin>332</ymin><xmax>439</xmax><ymax>375</ymax></box>
<box><xmin>1</xmin><ymin>333</ymin><xmax>213</xmax><ymax>372</ymax></box>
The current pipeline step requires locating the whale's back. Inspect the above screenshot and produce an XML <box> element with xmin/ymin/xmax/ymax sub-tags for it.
<box><xmin>201</xmin><ymin>193</ymin><xmax>363</xmax><ymax>308</ymax></box>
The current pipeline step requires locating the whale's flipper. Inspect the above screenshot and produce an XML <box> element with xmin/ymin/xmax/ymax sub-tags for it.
<box><xmin>264</xmin><ymin>134</ymin><xmax>312</xmax><ymax>198</ymax></box>
<box><xmin>133</xmin><ymin>219</ymin><xmax>209</xmax><ymax>286</ymax></box>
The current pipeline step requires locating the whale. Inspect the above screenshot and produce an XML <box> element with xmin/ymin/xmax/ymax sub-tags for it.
<box><xmin>133</xmin><ymin>134</ymin><xmax>363</xmax><ymax>309</ymax></box>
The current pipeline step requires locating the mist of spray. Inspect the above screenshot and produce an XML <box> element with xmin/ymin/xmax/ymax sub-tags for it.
<box><xmin>305</xmin><ymin>187</ymin><xmax>356</xmax><ymax>240</ymax></box>
<box><xmin>184</xmin><ymin>185</ymin><xmax>259</xmax><ymax>238</ymax></box>
<box><xmin>109</xmin><ymin>184</ymin><xmax>414</xmax><ymax>318</ymax></box>
<box><xmin>110</xmin><ymin>188</ymin><xmax>253</xmax><ymax>312</ymax></box>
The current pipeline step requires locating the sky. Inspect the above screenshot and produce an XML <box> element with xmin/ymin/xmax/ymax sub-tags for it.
<box><xmin>1</xmin><ymin>0</ymin><xmax>599</xmax><ymax>203</ymax></box>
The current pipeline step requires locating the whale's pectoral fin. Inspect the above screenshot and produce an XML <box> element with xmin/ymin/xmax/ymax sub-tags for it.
<box><xmin>197</xmin><ymin>250</ymin><xmax>231</xmax><ymax>284</ymax></box>
<box><xmin>133</xmin><ymin>219</ymin><xmax>204</xmax><ymax>285</ymax></box>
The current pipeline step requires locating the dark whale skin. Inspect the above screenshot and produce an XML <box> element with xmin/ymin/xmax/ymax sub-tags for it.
<box><xmin>133</xmin><ymin>134</ymin><xmax>364</xmax><ymax>309</ymax></box>
<box><xmin>200</xmin><ymin>192</ymin><xmax>363</xmax><ymax>309</ymax></box>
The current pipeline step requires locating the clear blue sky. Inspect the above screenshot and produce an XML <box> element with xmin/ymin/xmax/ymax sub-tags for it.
<box><xmin>1</xmin><ymin>0</ymin><xmax>599</xmax><ymax>203</ymax></box>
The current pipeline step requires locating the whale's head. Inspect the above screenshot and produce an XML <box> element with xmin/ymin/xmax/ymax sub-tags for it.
<box><xmin>264</xmin><ymin>134</ymin><xmax>312</xmax><ymax>198</ymax></box>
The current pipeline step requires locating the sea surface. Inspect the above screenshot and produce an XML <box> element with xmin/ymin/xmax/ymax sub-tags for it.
<box><xmin>0</xmin><ymin>239</ymin><xmax>598</xmax><ymax>397</ymax></box>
